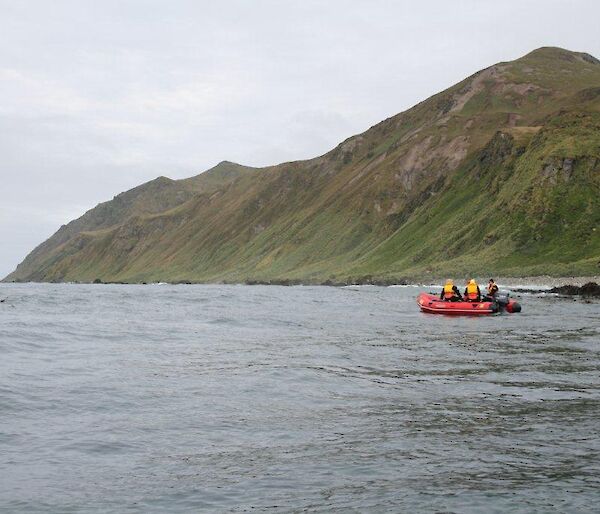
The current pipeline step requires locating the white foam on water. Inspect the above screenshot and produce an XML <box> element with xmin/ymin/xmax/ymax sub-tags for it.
<box><xmin>501</xmin><ymin>284</ymin><xmax>553</xmax><ymax>290</ymax></box>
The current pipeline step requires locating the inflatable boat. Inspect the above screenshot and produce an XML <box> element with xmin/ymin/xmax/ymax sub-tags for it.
<box><xmin>417</xmin><ymin>292</ymin><xmax>521</xmax><ymax>315</ymax></box>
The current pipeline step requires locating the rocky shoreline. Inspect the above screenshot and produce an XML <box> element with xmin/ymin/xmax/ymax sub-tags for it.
<box><xmin>548</xmin><ymin>282</ymin><xmax>600</xmax><ymax>297</ymax></box>
<box><xmin>8</xmin><ymin>275</ymin><xmax>599</xmax><ymax>296</ymax></box>
<box><xmin>492</xmin><ymin>276</ymin><xmax>600</xmax><ymax>288</ymax></box>
<box><xmin>508</xmin><ymin>281</ymin><xmax>600</xmax><ymax>297</ymax></box>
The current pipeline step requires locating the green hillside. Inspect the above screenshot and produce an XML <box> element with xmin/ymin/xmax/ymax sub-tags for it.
<box><xmin>5</xmin><ymin>47</ymin><xmax>600</xmax><ymax>284</ymax></box>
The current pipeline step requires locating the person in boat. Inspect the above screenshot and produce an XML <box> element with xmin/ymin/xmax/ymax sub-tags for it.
<box><xmin>487</xmin><ymin>278</ymin><xmax>499</xmax><ymax>297</ymax></box>
<box><xmin>464</xmin><ymin>279</ymin><xmax>481</xmax><ymax>302</ymax></box>
<box><xmin>481</xmin><ymin>278</ymin><xmax>499</xmax><ymax>301</ymax></box>
<box><xmin>440</xmin><ymin>279</ymin><xmax>462</xmax><ymax>301</ymax></box>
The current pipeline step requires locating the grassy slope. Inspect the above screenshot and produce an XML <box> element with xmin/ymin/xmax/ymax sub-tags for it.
<box><xmin>5</xmin><ymin>47</ymin><xmax>600</xmax><ymax>283</ymax></box>
<box><xmin>347</xmin><ymin>112</ymin><xmax>600</xmax><ymax>281</ymax></box>
<box><xmin>5</xmin><ymin>161</ymin><xmax>255</xmax><ymax>281</ymax></box>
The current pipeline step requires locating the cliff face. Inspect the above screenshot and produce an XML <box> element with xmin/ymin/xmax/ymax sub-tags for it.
<box><xmin>6</xmin><ymin>47</ymin><xmax>600</xmax><ymax>283</ymax></box>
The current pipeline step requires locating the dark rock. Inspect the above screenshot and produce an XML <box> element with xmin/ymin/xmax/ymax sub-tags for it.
<box><xmin>580</xmin><ymin>282</ymin><xmax>600</xmax><ymax>296</ymax></box>
<box><xmin>511</xmin><ymin>287</ymin><xmax>547</xmax><ymax>294</ymax></box>
<box><xmin>549</xmin><ymin>282</ymin><xmax>600</xmax><ymax>297</ymax></box>
<box><xmin>549</xmin><ymin>284</ymin><xmax>580</xmax><ymax>295</ymax></box>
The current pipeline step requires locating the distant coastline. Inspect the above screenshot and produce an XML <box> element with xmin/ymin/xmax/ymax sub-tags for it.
<box><xmin>5</xmin><ymin>275</ymin><xmax>599</xmax><ymax>290</ymax></box>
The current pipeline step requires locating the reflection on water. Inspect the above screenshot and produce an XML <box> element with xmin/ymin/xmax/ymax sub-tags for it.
<box><xmin>1</xmin><ymin>283</ymin><xmax>599</xmax><ymax>512</ymax></box>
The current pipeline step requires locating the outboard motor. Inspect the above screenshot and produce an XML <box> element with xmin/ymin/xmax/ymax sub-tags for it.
<box><xmin>494</xmin><ymin>289</ymin><xmax>521</xmax><ymax>313</ymax></box>
<box><xmin>494</xmin><ymin>290</ymin><xmax>510</xmax><ymax>308</ymax></box>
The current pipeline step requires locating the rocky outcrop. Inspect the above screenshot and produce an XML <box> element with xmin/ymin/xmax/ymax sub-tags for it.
<box><xmin>550</xmin><ymin>282</ymin><xmax>600</xmax><ymax>297</ymax></box>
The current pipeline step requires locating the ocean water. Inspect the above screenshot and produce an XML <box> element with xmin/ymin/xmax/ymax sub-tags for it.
<box><xmin>1</xmin><ymin>283</ymin><xmax>599</xmax><ymax>513</ymax></box>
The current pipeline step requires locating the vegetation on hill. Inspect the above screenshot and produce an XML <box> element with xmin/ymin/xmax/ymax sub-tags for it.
<box><xmin>5</xmin><ymin>47</ymin><xmax>600</xmax><ymax>284</ymax></box>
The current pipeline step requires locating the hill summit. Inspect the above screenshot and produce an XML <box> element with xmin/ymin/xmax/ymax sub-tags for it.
<box><xmin>6</xmin><ymin>47</ymin><xmax>600</xmax><ymax>283</ymax></box>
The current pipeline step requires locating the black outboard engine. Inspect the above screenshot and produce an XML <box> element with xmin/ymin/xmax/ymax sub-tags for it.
<box><xmin>494</xmin><ymin>290</ymin><xmax>511</xmax><ymax>309</ymax></box>
<box><xmin>491</xmin><ymin>289</ymin><xmax>521</xmax><ymax>313</ymax></box>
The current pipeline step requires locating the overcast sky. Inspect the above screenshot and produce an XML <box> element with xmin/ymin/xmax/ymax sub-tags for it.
<box><xmin>1</xmin><ymin>0</ymin><xmax>599</xmax><ymax>278</ymax></box>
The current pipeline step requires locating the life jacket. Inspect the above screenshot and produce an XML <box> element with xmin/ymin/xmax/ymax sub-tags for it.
<box><xmin>443</xmin><ymin>283</ymin><xmax>457</xmax><ymax>299</ymax></box>
<box><xmin>466</xmin><ymin>282</ymin><xmax>479</xmax><ymax>301</ymax></box>
<box><xmin>487</xmin><ymin>283</ymin><xmax>498</xmax><ymax>295</ymax></box>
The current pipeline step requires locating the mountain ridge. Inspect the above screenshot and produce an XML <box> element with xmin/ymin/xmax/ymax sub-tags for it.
<box><xmin>6</xmin><ymin>47</ymin><xmax>600</xmax><ymax>283</ymax></box>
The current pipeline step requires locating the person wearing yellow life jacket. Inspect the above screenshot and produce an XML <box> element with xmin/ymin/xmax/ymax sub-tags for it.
<box><xmin>464</xmin><ymin>279</ymin><xmax>481</xmax><ymax>302</ymax></box>
<box><xmin>487</xmin><ymin>279</ymin><xmax>499</xmax><ymax>297</ymax></box>
<box><xmin>440</xmin><ymin>279</ymin><xmax>462</xmax><ymax>301</ymax></box>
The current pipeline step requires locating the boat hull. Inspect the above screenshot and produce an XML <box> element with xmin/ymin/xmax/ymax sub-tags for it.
<box><xmin>417</xmin><ymin>292</ymin><xmax>499</xmax><ymax>315</ymax></box>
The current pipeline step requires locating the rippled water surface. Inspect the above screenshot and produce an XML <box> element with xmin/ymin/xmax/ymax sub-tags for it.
<box><xmin>1</xmin><ymin>283</ymin><xmax>599</xmax><ymax>512</ymax></box>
